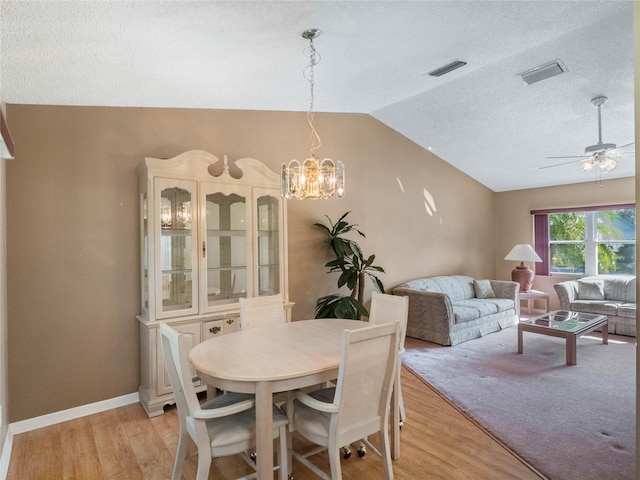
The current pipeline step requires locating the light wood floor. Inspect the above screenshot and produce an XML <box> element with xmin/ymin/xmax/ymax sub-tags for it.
<box><xmin>8</xmin><ymin>353</ymin><xmax>544</xmax><ymax>480</ymax></box>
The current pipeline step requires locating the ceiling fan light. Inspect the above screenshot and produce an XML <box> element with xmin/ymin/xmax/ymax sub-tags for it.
<box><xmin>601</xmin><ymin>157</ymin><xmax>618</xmax><ymax>171</ymax></box>
<box><xmin>580</xmin><ymin>159</ymin><xmax>595</xmax><ymax>172</ymax></box>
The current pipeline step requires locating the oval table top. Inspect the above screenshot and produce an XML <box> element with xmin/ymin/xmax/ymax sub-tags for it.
<box><xmin>189</xmin><ymin>318</ymin><xmax>366</xmax><ymax>383</ymax></box>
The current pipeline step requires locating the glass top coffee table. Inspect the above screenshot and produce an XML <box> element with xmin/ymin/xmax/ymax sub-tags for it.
<box><xmin>518</xmin><ymin>310</ymin><xmax>608</xmax><ymax>366</ymax></box>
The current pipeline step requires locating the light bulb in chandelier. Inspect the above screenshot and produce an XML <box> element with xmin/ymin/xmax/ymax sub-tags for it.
<box><xmin>281</xmin><ymin>28</ymin><xmax>345</xmax><ymax>200</ymax></box>
<box><xmin>282</xmin><ymin>157</ymin><xmax>344</xmax><ymax>200</ymax></box>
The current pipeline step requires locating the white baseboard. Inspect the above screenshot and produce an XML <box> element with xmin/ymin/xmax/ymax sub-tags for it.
<box><xmin>0</xmin><ymin>392</ymin><xmax>139</xmax><ymax>480</ymax></box>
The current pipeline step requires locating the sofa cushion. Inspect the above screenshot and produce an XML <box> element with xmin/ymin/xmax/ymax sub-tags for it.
<box><xmin>568</xmin><ymin>300</ymin><xmax>621</xmax><ymax>317</ymax></box>
<box><xmin>618</xmin><ymin>303</ymin><xmax>636</xmax><ymax>319</ymax></box>
<box><xmin>452</xmin><ymin>305</ymin><xmax>480</xmax><ymax>323</ymax></box>
<box><xmin>576</xmin><ymin>275</ymin><xmax>635</xmax><ymax>302</ymax></box>
<box><xmin>625</xmin><ymin>277</ymin><xmax>636</xmax><ymax>303</ymax></box>
<box><xmin>402</xmin><ymin>275</ymin><xmax>475</xmax><ymax>302</ymax></box>
<box><xmin>577</xmin><ymin>279</ymin><xmax>605</xmax><ymax>300</ymax></box>
<box><xmin>473</xmin><ymin>279</ymin><xmax>496</xmax><ymax>299</ymax></box>
<box><xmin>484</xmin><ymin>298</ymin><xmax>516</xmax><ymax>313</ymax></box>
<box><xmin>603</xmin><ymin>276</ymin><xmax>633</xmax><ymax>301</ymax></box>
<box><xmin>453</xmin><ymin>300</ymin><xmax>499</xmax><ymax>321</ymax></box>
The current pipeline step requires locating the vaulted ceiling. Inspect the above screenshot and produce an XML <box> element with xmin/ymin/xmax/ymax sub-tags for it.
<box><xmin>0</xmin><ymin>1</ymin><xmax>634</xmax><ymax>192</ymax></box>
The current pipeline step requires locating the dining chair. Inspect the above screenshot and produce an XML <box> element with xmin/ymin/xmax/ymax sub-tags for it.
<box><xmin>286</xmin><ymin>322</ymin><xmax>399</xmax><ymax>480</ymax></box>
<box><xmin>239</xmin><ymin>293</ymin><xmax>286</xmax><ymax>330</ymax></box>
<box><xmin>342</xmin><ymin>292</ymin><xmax>409</xmax><ymax>459</ymax></box>
<box><xmin>369</xmin><ymin>292</ymin><xmax>409</xmax><ymax>426</ymax></box>
<box><xmin>160</xmin><ymin>322</ymin><xmax>290</xmax><ymax>480</ymax></box>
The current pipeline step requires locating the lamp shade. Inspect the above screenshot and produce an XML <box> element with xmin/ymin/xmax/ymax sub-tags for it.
<box><xmin>504</xmin><ymin>244</ymin><xmax>542</xmax><ymax>292</ymax></box>
<box><xmin>504</xmin><ymin>244</ymin><xmax>542</xmax><ymax>263</ymax></box>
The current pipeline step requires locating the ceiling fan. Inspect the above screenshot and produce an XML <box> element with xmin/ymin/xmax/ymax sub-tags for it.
<box><xmin>541</xmin><ymin>96</ymin><xmax>634</xmax><ymax>173</ymax></box>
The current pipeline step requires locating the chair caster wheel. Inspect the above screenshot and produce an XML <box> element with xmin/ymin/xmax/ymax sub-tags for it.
<box><xmin>249</xmin><ymin>451</ymin><xmax>257</xmax><ymax>462</ymax></box>
<box><xmin>342</xmin><ymin>446</ymin><xmax>352</xmax><ymax>459</ymax></box>
<box><xmin>288</xmin><ymin>475</ymin><xmax>295</xmax><ymax>480</ymax></box>
<box><xmin>399</xmin><ymin>420</ymin><xmax>405</xmax><ymax>429</ymax></box>
<box><xmin>357</xmin><ymin>446</ymin><xmax>366</xmax><ymax>457</ymax></box>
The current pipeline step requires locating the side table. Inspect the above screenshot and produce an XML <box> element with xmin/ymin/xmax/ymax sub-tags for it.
<box><xmin>519</xmin><ymin>290</ymin><xmax>549</xmax><ymax>316</ymax></box>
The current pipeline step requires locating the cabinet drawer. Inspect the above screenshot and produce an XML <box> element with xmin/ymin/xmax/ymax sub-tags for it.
<box><xmin>203</xmin><ymin>320</ymin><xmax>224</xmax><ymax>340</ymax></box>
<box><xmin>222</xmin><ymin>316</ymin><xmax>240</xmax><ymax>334</ymax></box>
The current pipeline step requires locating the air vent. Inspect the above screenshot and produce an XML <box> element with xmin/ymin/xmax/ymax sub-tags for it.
<box><xmin>427</xmin><ymin>60</ymin><xmax>467</xmax><ymax>77</ymax></box>
<box><xmin>518</xmin><ymin>59</ymin><xmax>567</xmax><ymax>85</ymax></box>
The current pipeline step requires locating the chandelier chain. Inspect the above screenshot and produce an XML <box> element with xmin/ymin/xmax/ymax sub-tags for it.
<box><xmin>304</xmin><ymin>38</ymin><xmax>322</xmax><ymax>157</ymax></box>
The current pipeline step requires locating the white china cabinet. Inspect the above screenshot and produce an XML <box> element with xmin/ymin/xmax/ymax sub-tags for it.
<box><xmin>137</xmin><ymin>150</ymin><xmax>291</xmax><ymax>417</ymax></box>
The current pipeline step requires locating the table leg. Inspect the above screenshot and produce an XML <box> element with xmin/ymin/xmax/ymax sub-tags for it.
<box><xmin>391</xmin><ymin>365</ymin><xmax>400</xmax><ymax>459</ymax></box>
<box><xmin>567</xmin><ymin>336</ymin><xmax>577</xmax><ymax>366</ymax></box>
<box><xmin>602</xmin><ymin>321</ymin><xmax>609</xmax><ymax>345</ymax></box>
<box><xmin>527</xmin><ymin>299</ymin><xmax>533</xmax><ymax>315</ymax></box>
<box><xmin>517</xmin><ymin>327</ymin><xmax>524</xmax><ymax>354</ymax></box>
<box><xmin>255</xmin><ymin>381</ymin><xmax>274</xmax><ymax>479</ymax></box>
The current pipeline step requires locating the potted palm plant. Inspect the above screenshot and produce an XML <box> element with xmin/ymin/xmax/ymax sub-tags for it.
<box><xmin>314</xmin><ymin>212</ymin><xmax>385</xmax><ymax>319</ymax></box>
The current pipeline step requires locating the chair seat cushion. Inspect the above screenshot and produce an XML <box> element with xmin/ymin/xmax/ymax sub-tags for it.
<box><xmin>205</xmin><ymin>405</ymin><xmax>288</xmax><ymax>448</ymax></box>
<box><xmin>284</xmin><ymin>388</ymin><xmax>336</xmax><ymax>443</ymax></box>
<box><xmin>201</xmin><ymin>391</ymin><xmax>254</xmax><ymax>410</ymax></box>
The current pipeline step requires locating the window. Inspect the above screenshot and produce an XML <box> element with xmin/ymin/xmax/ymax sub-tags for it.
<box><xmin>533</xmin><ymin>205</ymin><xmax>636</xmax><ymax>276</ymax></box>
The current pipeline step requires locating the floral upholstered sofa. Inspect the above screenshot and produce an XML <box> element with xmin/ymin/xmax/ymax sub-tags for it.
<box><xmin>554</xmin><ymin>275</ymin><xmax>636</xmax><ymax>337</ymax></box>
<box><xmin>392</xmin><ymin>275</ymin><xmax>519</xmax><ymax>346</ymax></box>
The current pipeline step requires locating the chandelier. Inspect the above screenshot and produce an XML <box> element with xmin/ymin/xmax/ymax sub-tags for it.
<box><xmin>281</xmin><ymin>29</ymin><xmax>345</xmax><ymax>200</ymax></box>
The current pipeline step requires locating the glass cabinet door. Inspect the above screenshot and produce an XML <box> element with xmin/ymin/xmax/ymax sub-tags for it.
<box><xmin>155</xmin><ymin>178</ymin><xmax>198</xmax><ymax>318</ymax></box>
<box><xmin>256</xmin><ymin>191</ymin><xmax>281</xmax><ymax>296</ymax></box>
<box><xmin>201</xmin><ymin>184</ymin><xmax>251</xmax><ymax>309</ymax></box>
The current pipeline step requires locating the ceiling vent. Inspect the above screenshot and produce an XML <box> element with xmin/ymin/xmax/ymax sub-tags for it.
<box><xmin>518</xmin><ymin>59</ymin><xmax>568</xmax><ymax>85</ymax></box>
<box><xmin>427</xmin><ymin>60</ymin><xmax>467</xmax><ymax>77</ymax></box>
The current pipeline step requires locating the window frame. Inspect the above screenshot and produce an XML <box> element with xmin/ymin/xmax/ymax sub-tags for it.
<box><xmin>532</xmin><ymin>203</ymin><xmax>636</xmax><ymax>277</ymax></box>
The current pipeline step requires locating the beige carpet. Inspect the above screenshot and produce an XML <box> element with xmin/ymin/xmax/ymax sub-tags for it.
<box><xmin>403</xmin><ymin>326</ymin><xmax>636</xmax><ymax>480</ymax></box>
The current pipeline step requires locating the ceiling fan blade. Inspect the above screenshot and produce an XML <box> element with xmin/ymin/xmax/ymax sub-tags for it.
<box><xmin>617</xmin><ymin>142</ymin><xmax>635</xmax><ymax>150</ymax></box>
<box><xmin>539</xmin><ymin>159</ymin><xmax>581</xmax><ymax>169</ymax></box>
<box><xmin>545</xmin><ymin>155</ymin><xmax>589</xmax><ymax>159</ymax></box>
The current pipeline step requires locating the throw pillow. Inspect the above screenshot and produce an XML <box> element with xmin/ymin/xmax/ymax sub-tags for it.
<box><xmin>474</xmin><ymin>279</ymin><xmax>496</xmax><ymax>299</ymax></box>
<box><xmin>577</xmin><ymin>279</ymin><xmax>605</xmax><ymax>300</ymax></box>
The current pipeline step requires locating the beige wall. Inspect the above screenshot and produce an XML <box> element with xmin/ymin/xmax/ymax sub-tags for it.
<box><xmin>5</xmin><ymin>105</ymin><xmax>496</xmax><ymax>421</ymax></box>
<box><xmin>494</xmin><ymin>177</ymin><xmax>635</xmax><ymax>310</ymax></box>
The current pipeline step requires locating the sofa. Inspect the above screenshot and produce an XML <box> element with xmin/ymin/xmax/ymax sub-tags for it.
<box><xmin>554</xmin><ymin>275</ymin><xmax>636</xmax><ymax>337</ymax></box>
<box><xmin>392</xmin><ymin>275</ymin><xmax>519</xmax><ymax>346</ymax></box>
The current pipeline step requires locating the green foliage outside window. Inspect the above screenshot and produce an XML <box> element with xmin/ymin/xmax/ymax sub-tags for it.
<box><xmin>550</xmin><ymin>212</ymin><xmax>585</xmax><ymax>273</ymax></box>
<box><xmin>549</xmin><ymin>209</ymin><xmax>636</xmax><ymax>275</ymax></box>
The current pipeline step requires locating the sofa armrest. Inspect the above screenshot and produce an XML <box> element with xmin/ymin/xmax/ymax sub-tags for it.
<box><xmin>489</xmin><ymin>280</ymin><xmax>519</xmax><ymax>301</ymax></box>
<box><xmin>554</xmin><ymin>281</ymin><xmax>578</xmax><ymax>310</ymax></box>
<box><xmin>393</xmin><ymin>287</ymin><xmax>454</xmax><ymax>332</ymax></box>
<box><xmin>489</xmin><ymin>280</ymin><xmax>520</xmax><ymax>317</ymax></box>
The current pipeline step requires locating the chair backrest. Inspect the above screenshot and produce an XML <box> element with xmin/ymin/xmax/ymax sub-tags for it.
<box><xmin>160</xmin><ymin>323</ymin><xmax>202</xmax><ymax>419</ymax></box>
<box><xmin>332</xmin><ymin>322</ymin><xmax>398</xmax><ymax>446</ymax></box>
<box><xmin>369</xmin><ymin>292</ymin><xmax>409</xmax><ymax>352</ymax></box>
<box><xmin>239</xmin><ymin>293</ymin><xmax>285</xmax><ymax>330</ymax></box>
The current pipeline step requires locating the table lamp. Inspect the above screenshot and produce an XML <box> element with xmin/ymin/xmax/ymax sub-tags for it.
<box><xmin>504</xmin><ymin>244</ymin><xmax>542</xmax><ymax>292</ymax></box>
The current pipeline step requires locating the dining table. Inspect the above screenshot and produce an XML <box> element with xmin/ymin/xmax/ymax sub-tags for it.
<box><xmin>189</xmin><ymin>318</ymin><xmax>401</xmax><ymax>479</ymax></box>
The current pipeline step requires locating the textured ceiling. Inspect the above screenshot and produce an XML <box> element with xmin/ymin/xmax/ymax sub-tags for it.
<box><xmin>0</xmin><ymin>1</ymin><xmax>634</xmax><ymax>192</ymax></box>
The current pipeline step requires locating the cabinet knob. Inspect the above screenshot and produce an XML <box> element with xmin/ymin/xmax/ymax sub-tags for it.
<box><xmin>226</xmin><ymin>319</ymin><xmax>235</xmax><ymax>325</ymax></box>
<box><xmin>209</xmin><ymin>326</ymin><xmax>221</xmax><ymax>334</ymax></box>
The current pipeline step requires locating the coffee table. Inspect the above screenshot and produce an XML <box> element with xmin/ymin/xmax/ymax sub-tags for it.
<box><xmin>518</xmin><ymin>310</ymin><xmax>608</xmax><ymax>366</ymax></box>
